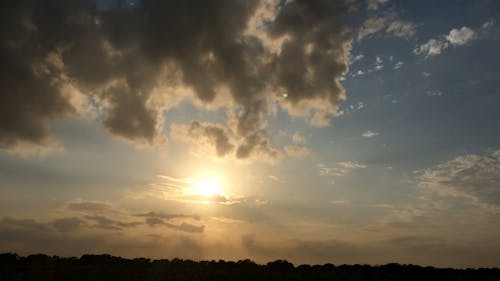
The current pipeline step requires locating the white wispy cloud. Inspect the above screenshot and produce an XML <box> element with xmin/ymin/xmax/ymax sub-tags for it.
<box><xmin>374</xmin><ymin>56</ymin><xmax>384</xmax><ymax>70</ymax></box>
<box><xmin>358</xmin><ymin>12</ymin><xmax>416</xmax><ymax>40</ymax></box>
<box><xmin>366</xmin><ymin>0</ymin><xmax>390</xmax><ymax>11</ymax></box>
<box><xmin>284</xmin><ymin>145</ymin><xmax>310</xmax><ymax>158</ymax></box>
<box><xmin>482</xmin><ymin>19</ymin><xmax>494</xmax><ymax>29</ymax></box>
<box><xmin>426</xmin><ymin>90</ymin><xmax>443</xmax><ymax>97</ymax></box>
<box><xmin>386</xmin><ymin>20</ymin><xmax>417</xmax><ymax>38</ymax></box>
<box><xmin>337</xmin><ymin>102</ymin><xmax>365</xmax><ymax>116</ymax></box>
<box><xmin>268</xmin><ymin>175</ymin><xmax>282</xmax><ymax>182</ymax></box>
<box><xmin>414</xmin><ymin>38</ymin><xmax>450</xmax><ymax>57</ymax></box>
<box><xmin>393</xmin><ymin>61</ymin><xmax>404</xmax><ymax>70</ymax></box>
<box><xmin>349</xmin><ymin>53</ymin><xmax>365</xmax><ymax>65</ymax></box>
<box><xmin>351</xmin><ymin>55</ymin><xmax>386</xmax><ymax>77</ymax></box>
<box><xmin>414</xmin><ymin>22</ymin><xmax>491</xmax><ymax>57</ymax></box>
<box><xmin>318</xmin><ymin>161</ymin><xmax>367</xmax><ymax>177</ymax></box>
<box><xmin>292</xmin><ymin>132</ymin><xmax>307</xmax><ymax>144</ymax></box>
<box><xmin>362</xmin><ymin>131</ymin><xmax>380</xmax><ymax>138</ymax></box>
<box><xmin>419</xmin><ymin>150</ymin><xmax>500</xmax><ymax>210</ymax></box>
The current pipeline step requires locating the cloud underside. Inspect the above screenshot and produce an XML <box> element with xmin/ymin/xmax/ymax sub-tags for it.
<box><xmin>0</xmin><ymin>0</ymin><xmax>353</xmax><ymax>160</ymax></box>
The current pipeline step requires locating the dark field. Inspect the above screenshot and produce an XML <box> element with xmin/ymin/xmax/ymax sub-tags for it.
<box><xmin>1</xmin><ymin>253</ymin><xmax>499</xmax><ymax>281</ymax></box>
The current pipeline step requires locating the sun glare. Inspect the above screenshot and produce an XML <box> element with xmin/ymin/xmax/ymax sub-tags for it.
<box><xmin>194</xmin><ymin>178</ymin><xmax>221</xmax><ymax>196</ymax></box>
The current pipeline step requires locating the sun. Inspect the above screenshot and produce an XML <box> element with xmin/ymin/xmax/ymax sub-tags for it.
<box><xmin>194</xmin><ymin>178</ymin><xmax>221</xmax><ymax>196</ymax></box>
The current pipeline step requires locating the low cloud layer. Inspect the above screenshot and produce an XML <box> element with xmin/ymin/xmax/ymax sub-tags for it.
<box><xmin>0</xmin><ymin>0</ymin><xmax>354</xmax><ymax>160</ymax></box>
<box><xmin>0</xmin><ymin>216</ymin><xmax>206</xmax><ymax>259</ymax></box>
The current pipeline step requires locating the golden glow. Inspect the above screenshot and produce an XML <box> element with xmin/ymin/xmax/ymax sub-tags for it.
<box><xmin>193</xmin><ymin>178</ymin><xmax>221</xmax><ymax>196</ymax></box>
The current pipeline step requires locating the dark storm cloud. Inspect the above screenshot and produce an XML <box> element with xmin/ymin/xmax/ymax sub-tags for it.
<box><xmin>0</xmin><ymin>1</ymin><xmax>84</xmax><ymax>150</ymax></box>
<box><xmin>0</xmin><ymin>0</ymin><xmax>353</xmax><ymax>159</ymax></box>
<box><xmin>269</xmin><ymin>0</ymin><xmax>352</xmax><ymax>126</ymax></box>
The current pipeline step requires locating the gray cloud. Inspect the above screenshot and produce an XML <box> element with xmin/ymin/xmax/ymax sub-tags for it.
<box><xmin>366</xmin><ymin>0</ymin><xmax>389</xmax><ymax>11</ymax></box>
<box><xmin>0</xmin><ymin>0</ymin><xmax>77</xmax><ymax>152</ymax></box>
<box><xmin>171</xmin><ymin>222</ymin><xmax>205</xmax><ymax>233</ymax></box>
<box><xmin>171</xmin><ymin>120</ymin><xmax>283</xmax><ymax>162</ymax></box>
<box><xmin>147</xmin><ymin>219</ymin><xmax>205</xmax><ymax>234</ymax></box>
<box><xmin>386</xmin><ymin>20</ymin><xmax>417</xmax><ymax>38</ymax></box>
<box><xmin>270</xmin><ymin>0</ymin><xmax>351</xmax><ymax>127</ymax></box>
<box><xmin>66</xmin><ymin>201</ymin><xmax>113</xmax><ymax>213</ymax></box>
<box><xmin>1</xmin><ymin>215</ymin><xmax>499</xmax><ymax>266</ymax></box>
<box><xmin>84</xmin><ymin>215</ymin><xmax>141</xmax><ymax>230</ymax></box>
<box><xmin>0</xmin><ymin>216</ymin><xmax>51</xmax><ymax>233</ymax></box>
<box><xmin>135</xmin><ymin>211</ymin><xmax>204</xmax><ymax>233</ymax></box>
<box><xmin>170</xmin><ymin>121</ymin><xmax>235</xmax><ymax>158</ymax></box>
<box><xmin>235</xmin><ymin>129</ymin><xmax>282</xmax><ymax>161</ymax></box>
<box><xmin>0</xmin><ymin>216</ymin><xmax>80</xmax><ymax>254</ymax></box>
<box><xmin>0</xmin><ymin>216</ymin><xmax>205</xmax><ymax>259</ymax></box>
<box><xmin>135</xmin><ymin>211</ymin><xmax>200</xmax><ymax>221</ymax></box>
<box><xmin>0</xmin><ymin>0</ymin><xmax>354</xmax><ymax>161</ymax></box>
<box><xmin>419</xmin><ymin>150</ymin><xmax>500</xmax><ymax>207</ymax></box>
<box><xmin>357</xmin><ymin>12</ymin><xmax>416</xmax><ymax>40</ymax></box>
<box><xmin>174</xmin><ymin>0</ymin><xmax>354</xmax><ymax>160</ymax></box>
<box><xmin>51</xmin><ymin>217</ymin><xmax>86</xmax><ymax>232</ymax></box>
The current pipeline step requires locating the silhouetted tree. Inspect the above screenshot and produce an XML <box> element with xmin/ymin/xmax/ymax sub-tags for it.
<box><xmin>0</xmin><ymin>252</ymin><xmax>499</xmax><ymax>281</ymax></box>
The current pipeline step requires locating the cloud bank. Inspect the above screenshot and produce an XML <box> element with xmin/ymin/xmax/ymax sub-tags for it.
<box><xmin>0</xmin><ymin>0</ymin><xmax>354</xmax><ymax>160</ymax></box>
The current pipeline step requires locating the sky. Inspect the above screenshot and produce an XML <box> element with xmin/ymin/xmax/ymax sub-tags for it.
<box><xmin>1</xmin><ymin>0</ymin><xmax>500</xmax><ymax>268</ymax></box>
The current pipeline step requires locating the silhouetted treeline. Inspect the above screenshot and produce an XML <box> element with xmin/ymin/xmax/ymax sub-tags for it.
<box><xmin>0</xmin><ymin>253</ymin><xmax>498</xmax><ymax>281</ymax></box>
